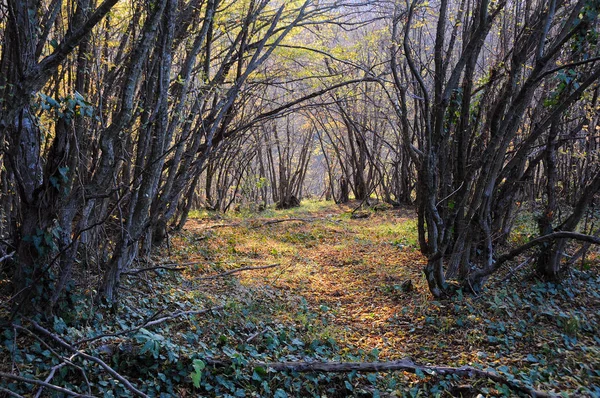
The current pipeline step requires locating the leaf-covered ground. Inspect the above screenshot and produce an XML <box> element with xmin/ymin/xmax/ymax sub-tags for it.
<box><xmin>1</xmin><ymin>201</ymin><xmax>599</xmax><ymax>397</ymax></box>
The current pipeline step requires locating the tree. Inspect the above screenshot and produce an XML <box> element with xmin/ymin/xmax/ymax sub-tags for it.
<box><xmin>0</xmin><ymin>0</ymin><xmax>120</xmax><ymax>312</ymax></box>
<box><xmin>1</xmin><ymin>0</ymin><xmax>351</xmax><ymax>311</ymax></box>
<box><xmin>389</xmin><ymin>0</ymin><xmax>600</xmax><ymax>296</ymax></box>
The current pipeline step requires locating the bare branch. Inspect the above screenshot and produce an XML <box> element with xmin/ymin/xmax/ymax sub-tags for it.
<box><xmin>35</xmin><ymin>0</ymin><xmax>120</xmax><ymax>81</ymax></box>
<box><xmin>198</xmin><ymin>264</ymin><xmax>280</xmax><ymax>280</ymax></box>
<box><xmin>74</xmin><ymin>305</ymin><xmax>225</xmax><ymax>346</ymax></box>
<box><xmin>27</xmin><ymin>320</ymin><xmax>149</xmax><ymax>398</ymax></box>
<box><xmin>0</xmin><ymin>371</ymin><xmax>93</xmax><ymax>398</ymax></box>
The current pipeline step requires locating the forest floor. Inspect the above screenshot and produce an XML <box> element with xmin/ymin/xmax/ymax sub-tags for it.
<box><xmin>2</xmin><ymin>201</ymin><xmax>599</xmax><ymax>397</ymax></box>
<box><xmin>162</xmin><ymin>200</ymin><xmax>599</xmax><ymax>397</ymax></box>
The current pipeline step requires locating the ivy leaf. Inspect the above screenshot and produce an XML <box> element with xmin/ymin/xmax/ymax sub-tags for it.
<box><xmin>190</xmin><ymin>359</ymin><xmax>205</xmax><ymax>388</ymax></box>
<box><xmin>526</xmin><ymin>354</ymin><xmax>538</xmax><ymax>363</ymax></box>
<box><xmin>415</xmin><ymin>368</ymin><xmax>425</xmax><ymax>379</ymax></box>
<box><xmin>190</xmin><ymin>370</ymin><xmax>201</xmax><ymax>389</ymax></box>
<box><xmin>344</xmin><ymin>380</ymin><xmax>354</xmax><ymax>391</ymax></box>
<box><xmin>274</xmin><ymin>389</ymin><xmax>288</xmax><ymax>398</ymax></box>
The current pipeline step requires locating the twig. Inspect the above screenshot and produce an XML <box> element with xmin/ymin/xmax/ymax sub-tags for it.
<box><xmin>198</xmin><ymin>264</ymin><xmax>280</xmax><ymax>280</ymax></box>
<box><xmin>495</xmin><ymin>256</ymin><xmax>534</xmax><ymax>285</ymax></box>
<box><xmin>208</xmin><ymin>222</ymin><xmax>241</xmax><ymax>229</ymax></box>
<box><xmin>75</xmin><ymin>308</ymin><xmax>167</xmax><ymax>346</ymax></box>
<box><xmin>0</xmin><ymin>371</ymin><xmax>93</xmax><ymax>397</ymax></box>
<box><xmin>142</xmin><ymin>306</ymin><xmax>225</xmax><ymax>328</ymax></box>
<box><xmin>35</xmin><ymin>362</ymin><xmax>67</xmax><ymax>398</ymax></box>
<box><xmin>156</xmin><ymin>261</ymin><xmax>206</xmax><ymax>267</ymax></box>
<box><xmin>350</xmin><ymin>176</ymin><xmax>383</xmax><ymax>213</ymax></box>
<box><xmin>246</xmin><ymin>328</ymin><xmax>269</xmax><ymax>343</ymax></box>
<box><xmin>436</xmin><ymin>182</ymin><xmax>464</xmax><ymax>207</ymax></box>
<box><xmin>470</xmin><ymin>231</ymin><xmax>600</xmax><ymax>281</ymax></box>
<box><xmin>203</xmin><ymin>217</ymin><xmax>318</xmax><ymax>231</ymax></box>
<box><xmin>0</xmin><ymin>251</ymin><xmax>15</xmax><ymax>263</ymax></box>
<box><xmin>27</xmin><ymin>320</ymin><xmax>149</xmax><ymax>398</ymax></box>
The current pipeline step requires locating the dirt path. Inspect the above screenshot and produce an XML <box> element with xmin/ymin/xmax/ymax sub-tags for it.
<box><xmin>181</xmin><ymin>203</ymin><xmax>447</xmax><ymax>360</ymax></box>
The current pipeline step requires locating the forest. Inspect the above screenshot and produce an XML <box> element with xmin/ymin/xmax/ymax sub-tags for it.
<box><xmin>0</xmin><ymin>0</ymin><xmax>599</xmax><ymax>396</ymax></box>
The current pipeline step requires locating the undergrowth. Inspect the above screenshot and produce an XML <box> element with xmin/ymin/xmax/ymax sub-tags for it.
<box><xmin>1</xmin><ymin>201</ymin><xmax>599</xmax><ymax>397</ymax></box>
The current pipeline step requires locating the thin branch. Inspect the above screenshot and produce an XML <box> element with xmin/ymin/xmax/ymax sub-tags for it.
<box><xmin>0</xmin><ymin>251</ymin><xmax>15</xmax><ymax>263</ymax></box>
<box><xmin>246</xmin><ymin>328</ymin><xmax>269</xmax><ymax>343</ymax></box>
<box><xmin>471</xmin><ymin>231</ymin><xmax>600</xmax><ymax>282</ymax></box>
<box><xmin>142</xmin><ymin>306</ymin><xmax>226</xmax><ymax>328</ymax></box>
<box><xmin>535</xmin><ymin>56</ymin><xmax>600</xmax><ymax>82</ymax></box>
<box><xmin>0</xmin><ymin>371</ymin><xmax>93</xmax><ymax>398</ymax></box>
<box><xmin>0</xmin><ymin>386</ymin><xmax>25</xmax><ymax>398</ymax></box>
<box><xmin>436</xmin><ymin>182</ymin><xmax>464</xmax><ymax>207</ymax></box>
<box><xmin>35</xmin><ymin>362</ymin><xmax>68</xmax><ymax>398</ymax></box>
<box><xmin>74</xmin><ymin>306</ymin><xmax>224</xmax><ymax>346</ymax></box>
<box><xmin>36</xmin><ymin>0</ymin><xmax>120</xmax><ymax>80</ymax></box>
<box><xmin>227</xmin><ymin>78</ymin><xmax>378</xmax><ymax>136</ymax></box>
<box><xmin>207</xmin><ymin>217</ymin><xmax>318</xmax><ymax>230</ymax></box>
<box><xmin>495</xmin><ymin>256</ymin><xmax>535</xmax><ymax>285</ymax></box>
<box><xmin>27</xmin><ymin>320</ymin><xmax>148</xmax><ymax>398</ymax></box>
<box><xmin>11</xmin><ymin>324</ymin><xmax>90</xmax><ymax>394</ymax></box>
<box><xmin>495</xmin><ymin>231</ymin><xmax>600</xmax><ymax>267</ymax></box>
<box><xmin>198</xmin><ymin>264</ymin><xmax>280</xmax><ymax>280</ymax></box>
<box><xmin>122</xmin><ymin>265</ymin><xmax>186</xmax><ymax>275</ymax></box>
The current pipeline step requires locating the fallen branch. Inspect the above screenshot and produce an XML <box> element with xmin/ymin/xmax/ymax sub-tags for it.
<box><xmin>122</xmin><ymin>260</ymin><xmax>211</xmax><ymax>276</ymax></box>
<box><xmin>12</xmin><ymin>325</ymin><xmax>91</xmax><ymax>394</ymax></box>
<box><xmin>249</xmin><ymin>218</ymin><xmax>317</xmax><ymax>229</ymax></box>
<box><xmin>497</xmin><ymin>231</ymin><xmax>600</xmax><ymax>266</ymax></box>
<box><xmin>143</xmin><ymin>306</ymin><xmax>226</xmax><ymax>328</ymax></box>
<box><xmin>27</xmin><ymin>320</ymin><xmax>149</xmax><ymax>398</ymax></box>
<box><xmin>0</xmin><ymin>386</ymin><xmax>25</xmax><ymax>398</ymax></box>
<box><xmin>123</xmin><ymin>265</ymin><xmax>186</xmax><ymax>275</ymax></box>
<box><xmin>35</xmin><ymin>362</ymin><xmax>68</xmax><ymax>398</ymax></box>
<box><xmin>0</xmin><ymin>371</ymin><xmax>93</xmax><ymax>398</ymax></box>
<box><xmin>246</xmin><ymin>328</ymin><xmax>270</xmax><ymax>343</ymax></box>
<box><xmin>198</xmin><ymin>264</ymin><xmax>280</xmax><ymax>280</ymax></box>
<box><xmin>74</xmin><ymin>305</ymin><xmax>225</xmax><ymax>346</ymax></box>
<box><xmin>208</xmin><ymin>223</ymin><xmax>242</xmax><ymax>229</ymax></box>
<box><xmin>255</xmin><ymin>359</ymin><xmax>557</xmax><ymax>398</ymax></box>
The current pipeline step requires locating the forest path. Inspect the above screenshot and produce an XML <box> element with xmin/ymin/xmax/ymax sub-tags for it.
<box><xmin>178</xmin><ymin>202</ymin><xmax>482</xmax><ymax>365</ymax></box>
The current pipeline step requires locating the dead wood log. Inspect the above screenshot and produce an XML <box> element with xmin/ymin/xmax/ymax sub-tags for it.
<box><xmin>208</xmin><ymin>222</ymin><xmax>242</xmax><ymax>229</ymax></box>
<box><xmin>256</xmin><ymin>359</ymin><xmax>558</xmax><ymax>398</ymax></box>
